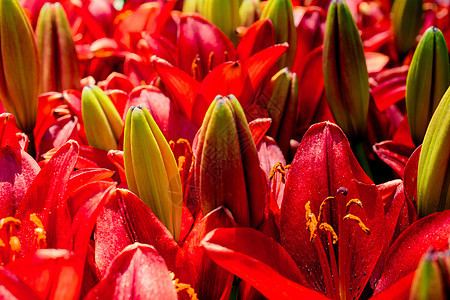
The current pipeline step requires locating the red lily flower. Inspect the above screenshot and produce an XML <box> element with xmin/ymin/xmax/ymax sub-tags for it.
<box><xmin>198</xmin><ymin>121</ymin><xmax>442</xmax><ymax>299</ymax></box>
<box><xmin>92</xmin><ymin>181</ymin><xmax>238</xmax><ymax>299</ymax></box>
<box><xmin>152</xmin><ymin>43</ymin><xmax>288</xmax><ymax>127</ymax></box>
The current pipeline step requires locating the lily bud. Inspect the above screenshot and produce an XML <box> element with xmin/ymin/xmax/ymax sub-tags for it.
<box><xmin>239</xmin><ymin>0</ymin><xmax>261</xmax><ymax>27</ymax></box>
<box><xmin>260</xmin><ymin>0</ymin><xmax>296</xmax><ymax>68</ymax></box>
<box><xmin>182</xmin><ymin>0</ymin><xmax>205</xmax><ymax>14</ymax></box>
<box><xmin>391</xmin><ymin>0</ymin><xmax>423</xmax><ymax>57</ymax></box>
<box><xmin>409</xmin><ymin>248</ymin><xmax>449</xmax><ymax>300</ymax></box>
<box><xmin>406</xmin><ymin>27</ymin><xmax>449</xmax><ymax>145</ymax></box>
<box><xmin>81</xmin><ymin>86</ymin><xmax>123</xmax><ymax>151</ymax></box>
<box><xmin>323</xmin><ymin>0</ymin><xmax>369</xmax><ymax>141</ymax></box>
<box><xmin>266</xmin><ymin>68</ymin><xmax>298</xmax><ymax>156</ymax></box>
<box><xmin>202</xmin><ymin>0</ymin><xmax>240</xmax><ymax>44</ymax></box>
<box><xmin>193</xmin><ymin>95</ymin><xmax>266</xmax><ymax>228</ymax></box>
<box><xmin>0</xmin><ymin>0</ymin><xmax>40</xmax><ymax>133</ymax></box>
<box><xmin>36</xmin><ymin>2</ymin><xmax>81</xmax><ymax>93</ymax></box>
<box><xmin>417</xmin><ymin>86</ymin><xmax>450</xmax><ymax>218</ymax></box>
<box><xmin>123</xmin><ymin>105</ymin><xmax>182</xmax><ymax>241</ymax></box>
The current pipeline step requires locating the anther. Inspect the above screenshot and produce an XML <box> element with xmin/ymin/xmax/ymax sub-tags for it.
<box><xmin>208</xmin><ymin>52</ymin><xmax>215</xmax><ymax>72</ymax></box>
<box><xmin>305</xmin><ymin>201</ymin><xmax>318</xmax><ymax>242</ymax></box>
<box><xmin>0</xmin><ymin>217</ymin><xmax>21</xmax><ymax>231</ymax></box>
<box><xmin>346</xmin><ymin>199</ymin><xmax>363</xmax><ymax>213</ymax></box>
<box><xmin>30</xmin><ymin>213</ymin><xmax>47</xmax><ymax>249</ymax></box>
<box><xmin>268</xmin><ymin>162</ymin><xmax>290</xmax><ymax>183</ymax></box>
<box><xmin>343</xmin><ymin>214</ymin><xmax>371</xmax><ymax>234</ymax></box>
<box><xmin>170</xmin><ymin>272</ymin><xmax>198</xmax><ymax>300</ymax></box>
<box><xmin>319</xmin><ymin>223</ymin><xmax>339</xmax><ymax>244</ymax></box>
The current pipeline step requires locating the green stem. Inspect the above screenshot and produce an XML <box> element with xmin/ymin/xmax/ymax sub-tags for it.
<box><xmin>26</xmin><ymin>131</ymin><xmax>36</xmax><ymax>159</ymax></box>
<box><xmin>353</xmin><ymin>141</ymin><xmax>374</xmax><ymax>181</ymax></box>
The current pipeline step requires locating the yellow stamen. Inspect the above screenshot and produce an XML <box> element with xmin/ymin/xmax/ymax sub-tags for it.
<box><xmin>343</xmin><ymin>214</ymin><xmax>371</xmax><ymax>234</ymax></box>
<box><xmin>318</xmin><ymin>196</ymin><xmax>334</xmax><ymax>223</ymax></box>
<box><xmin>0</xmin><ymin>217</ymin><xmax>21</xmax><ymax>230</ymax></box>
<box><xmin>191</xmin><ymin>54</ymin><xmax>200</xmax><ymax>80</ymax></box>
<box><xmin>346</xmin><ymin>199</ymin><xmax>363</xmax><ymax>213</ymax></box>
<box><xmin>170</xmin><ymin>272</ymin><xmax>198</xmax><ymax>300</ymax></box>
<box><xmin>0</xmin><ymin>239</ymin><xmax>5</xmax><ymax>248</ymax></box>
<box><xmin>319</xmin><ymin>223</ymin><xmax>339</xmax><ymax>244</ymax></box>
<box><xmin>170</xmin><ymin>139</ymin><xmax>193</xmax><ymax>173</ymax></box>
<box><xmin>268</xmin><ymin>162</ymin><xmax>290</xmax><ymax>183</ymax></box>
<box><xmin>208</xmin><ymin>51</ymin><xmax>215</xmax><ymax>72</ymax></box>
<box><xmin>305</xmin><ymin>201</ymin><xmax>318</xmax><ymax>242</ymax></box>
<box><xmin>30</xmin><ymin>214</ymin><xmax>47</xmax><ymax>249</ymax></box>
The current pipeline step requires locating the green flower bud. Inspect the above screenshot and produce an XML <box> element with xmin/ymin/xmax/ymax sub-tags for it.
<box><xmin>266</xmin><ymin>68</ymin><xmax>298</xmax><ymax>156</ymax></box>
<box><xmin>409</xmin><ymin>248</ymin><xmax>449</xmax><ymax>300</ymax></box>
<box><xmin>124</xmin><ymin>105</ymin><xmax>183</xmax><ymax>241</ymax></box>
<box><xmin>182</xmin><ymin>0</ymin><xmax>205</xmax><ymax>14</ymax></box>
<box><xmin>261</xmin><ymin>0</ymin><xmax>296</xmax><ymax>68</ymax></box>
<box><xmin>203</xmin><ymin>0</ymin><xmax>240</xmax><ymax>44</ymax></box>
<box><xmin>194</xmin><ymin>95</ymin><xmax>266</xmax><ymax>228</ymax></box>
<box><xmin>0</xmin><ymin>0</ymin><xmax>40</xmax><ymax>133</ymax></box>
<box><xmin>417</xmin><ymin>86</ymin><xmax>450</xmax><ymax>218</ymax></box>
<box><xmin>391</xmin><ymin>0</ymin><xmax>423</xmax><ymax>57</ymax></box>
<box><xmin>36</xmin><ymin>2</ymin><xmax>81</xmax><ymax>92</ymax></box>
<box><xmin>239</xmin><ymin>0</ymin><xmax>261</xmax><ymax>27</ymax></box>
<box><xmin>323</xmin><ymin>0</ymin><xmax>369</xmax><ymax>141</ymax></box>
<box><xmin>406</xmin><ymin>26</ymin><xmax>449</xmax><ymax>146</ymax></box>
<box><xmin>81</xmin><ymin>86</ymin><xmax>123</xmax><ymax>151</ymax></box>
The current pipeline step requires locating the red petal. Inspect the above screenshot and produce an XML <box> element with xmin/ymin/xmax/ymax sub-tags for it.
<box><xmin>292</xmin><ymin>7</ymin><xmax>325</xmax><ymax>75</ymax></box>
<box><xmin>15</xmin><ymin>141</ymin><xmax>79</xmax><ymax>253</ymax></box>
<box><xmin>374</xmin><ymin>211</ymin><xmax>450</xmax><ymax>294</ymax></box>
<box><xmin>281</xmin><ymin>122</ymin><xmax>385</xmax><ymax>299</ymax></box>
<box><xmin>127</xmin><ymin>86</ymin><xmax>198</xmax><ymax>142</ymax></box>
<box><xmin>151</xmin><ymin>56</ymin><xmax>200</xmax><ymax>119</ymax></box>
<box><xmin>94</xmin><ymin>188</ymin><xmax>195</xmax><ymax>283</ymax></box>
<box><xmin>86</xmin><ymin>243</ymin><xmax>177</xmax><ymax>300</ymax></box>
<box><xmin>0</xmin><ymin>147</ymin><xmax>39</xmax><ymax>218</ymax></box>
<box><xmin>201</xmin><ymin>228</ymin><xmax>328</xmax><ymax>299</ymax></box>
<box><xmin>249</xmin><ymin>118</ymin><xmax>272</xmax><ymax>146</ymax></box>
<box><xmin>373</xmin><ymin>141</ymin><xmax>415</xmax><ymax>178</ymax></box>
<box><xmin>237</xmin><ymin>19</ymin><xmax>275</xmax><ymax>61</ymax></box>
<box><xmin>244</xmin><ymin>44</ymin><xmax>288</xmax><ymax>92</ymax></box>
<box><xmin>371</xmin><ymin>272</ymin><xmax>414</xmax><ymax>300</ymax></box>
<box><xmin>0</xmin><ymin>113</ymin><xmax>22</xmax><ymax>148</ymax></box>
<box><xmin>297</xmin><ymin>46</ymin><xmax>325</xmax><ymax>129</ymax></box>
<box><xmin>403</xmin><ymin>146</ymin><xmax>420</xmax><ymax>205</ymax></box>
<box><xmin>178</xmin><ymin>14</ymin><xmax>236</xmax><ymax>80</ymax></box>
<box><xmin>183</xmin><ymin>207</ymin><xmax>237</xmax><ymax>299</ymax></box>
<box><xmin>192</xmin><ymin>61</ymin><xmax>254</xmax><ymax>127</ymax></box>
<box><xmin>7</xmin><ymin>249</ymin><xmax>83</xmax><ymax>300</ymax></box>
<box><xmin>0</xmin><ymin>267</ymin><xmax>41</xmax><ymax>299</ymax></box>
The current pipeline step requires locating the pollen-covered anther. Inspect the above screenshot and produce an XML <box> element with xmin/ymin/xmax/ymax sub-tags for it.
<box><xmin>343</xmin><ymin>214</ymin><xmax>371</xmax><ymax>234</ymax></box>
<box><xmin>319</xmin><ymin>223</ymin><xmax>339</xmax><ymax>244</ymax></box>
<box><xmin>30</xmin><ymin>213</ymin><xmax>47</xmax><ymax>249</ymax></box>
<box><xmin>305</xmin><ymin>201</ymin><xmax>318</xmax><ymax>241</ymax></box>
<box><xmin>269</xmin><ymin>162</ymin><xmax>290</xmax><ymax>183</ymax></box>
<box><xmin>346</xmin><ymin>198</ymin><xmax>363</xmax><ymax>213</ymax></box>
<box><xmin>0</xmin><ymin>217</ymin><xmax>21</xmax><ymax>231</ymax></box>
<box><xmin>170</xmin><ymin>272</ymin><xmax>198</xmax><ymax>300</ymax></box>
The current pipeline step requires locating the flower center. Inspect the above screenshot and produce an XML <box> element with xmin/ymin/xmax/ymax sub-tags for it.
<box><xmin>0</xmin><ymin>214</ymin><xmax>47</xmax><ymax>265</ymax></box>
